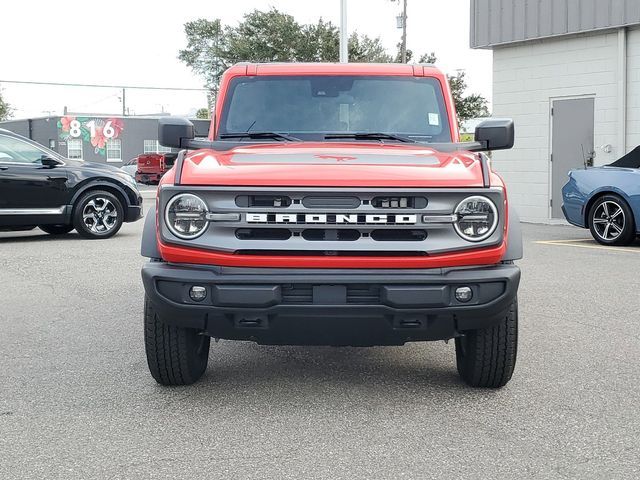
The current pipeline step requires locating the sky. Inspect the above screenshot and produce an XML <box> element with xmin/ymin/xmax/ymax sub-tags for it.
<box><xmin>0</xmin><ymin>0</ymin><xmax>492</xmax><ymax>119</ymax></box>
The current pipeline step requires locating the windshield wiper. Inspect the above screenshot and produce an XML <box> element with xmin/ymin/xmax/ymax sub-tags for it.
<box><xmin>324</xmin><ymin>132</ymin><xmax>419</xmax><ymax>143</ymax></box>
<box><xmin>219</xmin><ymin>132</ymin><xmax>301</xmax><ymax>142</ymax></box>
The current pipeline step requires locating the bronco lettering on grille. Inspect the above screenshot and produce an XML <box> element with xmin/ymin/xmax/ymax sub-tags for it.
<box><xmin>246</xmin><ymin>213</ymin><xmax>417</xmax><ymax>224</ymax></box>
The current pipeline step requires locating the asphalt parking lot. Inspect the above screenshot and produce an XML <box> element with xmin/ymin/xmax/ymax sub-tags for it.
<box><xmin>1</xmin><ymin>194</ymin><xmax>639</xmax><ymax>479</ymax></box>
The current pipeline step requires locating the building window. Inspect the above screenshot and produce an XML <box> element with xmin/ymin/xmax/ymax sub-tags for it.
<box><xmin>144</xmin><ymin>139</ymin><xmax>173</xmax><ymax>154</ymax></box>
<box><xmin>106</xmin><ymin>138</ymin><xmax>122</xmax><ymax>162</ymax></box>
<box><xmin>67</xmin><ymin>138</ymin><xmax>83</xmax><ymax>159</ymax></box>
<box><xmin>143</xmin><ymin>140</ymin><xmax>155</xmax><ymax>154</ymax></box>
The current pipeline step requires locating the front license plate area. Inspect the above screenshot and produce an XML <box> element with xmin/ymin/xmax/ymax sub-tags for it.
<box><xmin>313</xmin><ymin>285</ymin><xmax>347</xmax><ymax>304</ymax></box>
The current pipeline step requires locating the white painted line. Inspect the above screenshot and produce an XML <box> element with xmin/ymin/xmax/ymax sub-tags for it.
<box><xmin>536</xmin><ymin>239</ymin><xmax>640</xmax><ymax>254</ymax></box>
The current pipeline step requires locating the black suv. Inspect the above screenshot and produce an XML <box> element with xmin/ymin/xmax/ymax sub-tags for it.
<box><xmin>0</xmin><ymin>129</ymin><xmax>143</xmax><ymax>238</ymax></box>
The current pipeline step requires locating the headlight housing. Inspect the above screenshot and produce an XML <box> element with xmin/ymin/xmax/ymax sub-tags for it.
<box><xmin>165</xmin><ymin>193</ymin><xmax>209</xmax><ymax>239</ymax></box>
<box><xmin>454</xmin><ymin>196</ymin><xmax>498</xmax><ymax>242</ymax></box>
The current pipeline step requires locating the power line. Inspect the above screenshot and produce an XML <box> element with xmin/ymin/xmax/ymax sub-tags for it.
<box><xmin>0</xmin><ymin>79</ymin><xmax>209</xmax><ymax>92</ymax></box>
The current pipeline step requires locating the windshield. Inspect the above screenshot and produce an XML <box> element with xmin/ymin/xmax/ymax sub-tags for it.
<box><xmin>219</xmin><ymin>75</ymin><xmax>452</xmax><ymax>143</ymax></box>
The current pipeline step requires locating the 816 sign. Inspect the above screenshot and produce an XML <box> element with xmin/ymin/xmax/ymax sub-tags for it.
<box><xmin>68</xmin><ymin>120</ymin><xmax>117</xmax><ymax>139</ymax></box>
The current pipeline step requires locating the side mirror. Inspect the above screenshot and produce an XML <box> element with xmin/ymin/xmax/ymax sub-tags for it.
<box><xmin>158</xmin><ymin>117</ymin><xmax>195</xmax><ymax>149</ymax></box>
<box><xmin>474</xmin><ymin>118</ymin><xmax>514</xmax><ymax>151</ymax></box>
<box><xmin>41</xmin><ymin>156</ymin><xmax>64</xmax><ymax>168</ymax></box>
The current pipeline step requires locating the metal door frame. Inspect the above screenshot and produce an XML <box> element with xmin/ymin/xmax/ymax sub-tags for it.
<box><xmin>548</xmin><ymin>94</ymin><xmax>596</xmax><ymax>222</ymax></box>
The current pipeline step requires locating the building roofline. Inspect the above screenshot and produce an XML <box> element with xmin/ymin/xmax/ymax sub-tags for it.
<box><xmin>472</xmin><ymin>24</ymin><xmax>640</xmax><ymax>50</ymax></box>
<box><xmin>0</xmin><ymin>114</ymin><xmax>208</xmax><ymax>123</ymax></box>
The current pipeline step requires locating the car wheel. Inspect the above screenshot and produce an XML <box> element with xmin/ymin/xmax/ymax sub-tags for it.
<box><xmin>455</xmin><ymin>299</ymin><xmax>518</xmax><ymax>388</ymax></box>
<box><xmin>588</xmin><ymin>194</ymin><xmax>636</xmax><ymax>246</ymax></box>
<box><xmin>73</xmin><ymin>190</ymin><xmax>124</xmax><ymax>239</ymax></box>
<box><xmin>143</xmin><ymin>296</ymin><xmax>210</xmax><ymax>386</ymax></box>
<box><xmin>39</xmin><ymin>224</ymin><xmax>74</xmax><ymax>235</ymax></box>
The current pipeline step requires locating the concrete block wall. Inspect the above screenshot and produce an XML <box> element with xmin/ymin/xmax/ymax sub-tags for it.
<box><xmin>625</xmin><ymin>27</ymin><xmax>640</xmax><ymax>149</ymax></box>
<box><xmin>491</xmin><ymin>30</ymin><xmax>621</xmax><ymax>223</ymax></box>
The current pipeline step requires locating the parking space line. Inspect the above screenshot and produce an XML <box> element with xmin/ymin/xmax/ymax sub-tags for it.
<box><xmin>535</xmin><ymin>239</ymin><xmax>640</xmax><ymax>253</ymax></box>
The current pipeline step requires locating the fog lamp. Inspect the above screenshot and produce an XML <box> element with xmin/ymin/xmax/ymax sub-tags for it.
<box><xmin>455</xmin><ymin>286</ymin><xmax>473</xmax><ymax>303</ymax></box>
<box><xmin>189</xmin><ymin>286</ymin><xmax>207</xmax><ymax>302</ymax></box>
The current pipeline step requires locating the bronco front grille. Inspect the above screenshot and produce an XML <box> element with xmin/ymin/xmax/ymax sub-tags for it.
<box><xmin>158</xmin><ymin>187</ymin><xmax>505</xmax><ymax>256</ymax></box>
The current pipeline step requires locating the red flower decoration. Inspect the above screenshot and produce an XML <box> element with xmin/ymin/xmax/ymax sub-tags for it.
<box><xmin>91</xmin><ymin>126</ymin><xmax>106</xmax><ymax>149</ymax></box>
<box><xmin>60</xmin><ymin>116</ymin><xmax>75</xmax><ymax>132</ymax></box>
<box><xmin>110</xmin><ymin>118</ymin><xmax>124</xmax><ymax>138</ymax></box>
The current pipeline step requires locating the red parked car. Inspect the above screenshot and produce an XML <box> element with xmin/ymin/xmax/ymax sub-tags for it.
<box><xmin>135</xmin><ymin>153</ymin><xmax>176</xmax><ymax>185</ymax></box>
<box><xmin>140</xmin><ymin>63</ymin><xmax>521</xmax><ymax>388</ymax></box>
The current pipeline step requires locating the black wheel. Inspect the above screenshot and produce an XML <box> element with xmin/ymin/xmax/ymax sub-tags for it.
<box><xmin>455</xmin><ymin>299</ymin><xmax>518</xmax><ymax>388</ymax></box>
<box><xmin>39</xmin><ymin>224</ymin><xmax>74</xmax><ymax>235</ymax></box>
<box><xmin>73</xmin><ymin>190</ymin><xmax>124</xmax><ymax>239</ymax></box>
<box><xmin>588</xmin><ymin>194</ymin><xmax>636</xmax><ymax>246</ymax></box>
<box><xmin>143</xmin><ymin>296</ymin><xmax>210</xmax><ymax>386</ymax></box>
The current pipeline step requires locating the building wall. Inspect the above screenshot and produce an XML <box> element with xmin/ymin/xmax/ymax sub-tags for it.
<box><xmin>0</xmin><ymin>119</ymin><xmax>30</xmax><ymax>138</ymax></box>
<box><xmin>471</xmin><ymin>0</ymin><xmax>640</xmax><ymax>48</ymax></box>
<box><xmin>0</xmin><ymin>116</ymin><xmax>210</xmax><ymax>165</ymax></box>
<box><xmin>625</xmin><ymin>28</ymin><xmax>640</xmax><ymax>148</ymax></box>
<box><xmin>491</xmin><ymin>30</ymin><xmax>624</xmax><ymax>223</ymax></box>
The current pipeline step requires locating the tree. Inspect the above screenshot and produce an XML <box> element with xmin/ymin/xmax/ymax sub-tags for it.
<box><xmin>196</xmin><ymin>108</ymin><xmax>210</xmax><ymax>119</ymax></box>
<box><xmin>418</xmin><ymin>52</ymin><xmax>437</xmax><ymax>64</ymax></box>
<box><xmin>178</xmin><ymin>18</ymin><xmax>228</xmax><ymax>107</ymax></box>
<box><xmin>298</xmin><ymin>19</ymin><xmax>340</xmax><ymax>62</ymax></box>
<box><xmin>179</xmin><ymin>9</ymin><xmax>393</xmax><ymax>88</ymax></box>
<box><xmin>447</xmin><ymin>70</ymin><xmax>490</xmax><ymax>122</ymax></box>
<box><xmin>419</xmin><ymin>53</ymin><xmax>489</xmax><ymax>123</ymax></box>
<box><xmin>348</xmin><ymin>33</ymin><xmax>392</xmax><ymax>63</ymax></box>
<box><xmin>0</xmin><ymin>89</ymin><xmax>12</xmax><ymax>121</ymax></box>
<box><xmin>179</xmin><ymin>8</ymin><xmax>489</xmax><ymax>123</ymax></box>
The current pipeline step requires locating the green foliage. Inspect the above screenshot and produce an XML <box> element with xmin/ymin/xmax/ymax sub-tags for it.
<box><xmin>299</xmin><ymin>19</ymin><xmax>340</xmax><ymax>62</ymax></box>
<box><xmin>0</xmin><ymin>89</ymin><xmax>13</xmax><ymax>121</ymax></box>
<box><xmin>179</xmin><ymin>8</ymin><xmax>393</xmax><ymax>89</ymax></box>
<box><xmin>348</xmin><ymin>33</ymin><xmax>392</xmax><ymax>63</ymax></box>
<box><xmin>179</xmin><ymin>8</ymin><xmax>490</xmax><ymax>124</ymax></box>
<box><xmin>178</xmin><ymin>18</ymin><xmax>229</xmax><ymax>98</ymax></box>
<box><xmin>418</xmin><ymin>52</ymin><xmax>437</xmax><ymax>64</ymax></box>
<box><xmin>196</xmin><ymin>108</ymin><xmax>210</xmax><ymax>119</ymax></box>
<box><xmin>446</xmin><ymin>70</ymin><xmax>490</xmax><ymax>123</ymax></box>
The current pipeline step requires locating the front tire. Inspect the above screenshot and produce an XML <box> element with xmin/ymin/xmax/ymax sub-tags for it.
<box><xmin>455</xmin><ymin>299</ymin><xmax>518</xmax><ymax>388</ymax></box>
<box><xmin>73</xmin><ymin>190</ymin><xmax>124</xmax><ymax>239</ymax></box>
<box><xmin>588</xmin><ymin>194</ymin><xmax>636</xmax><ymax>246</ymax></box>
<box><xmin>143</xmin><ymin>297</ymin><xmax>210</xmax><ymax>386</ymax></box>
<box><xmin>39</xmin><ymin>224</ymin><xmax>74</xmax><ymax>235</ymax></box>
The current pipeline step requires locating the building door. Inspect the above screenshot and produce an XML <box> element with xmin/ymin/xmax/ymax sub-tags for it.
<box><xmin>551</xmin><ymin>98</ymin><xmax>595</xmax><ymax>219</ymax></box>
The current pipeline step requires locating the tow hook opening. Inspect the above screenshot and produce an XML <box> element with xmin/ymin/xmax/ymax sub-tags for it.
<box><xmin>234</xmin><ymin>315</ymin><xmax>269</xmax><ymax>329</ymax></box>
<box><xmin>393</xmin><ymin>316</ymin><xmax>426</xmax><ymax>329</ymax></box>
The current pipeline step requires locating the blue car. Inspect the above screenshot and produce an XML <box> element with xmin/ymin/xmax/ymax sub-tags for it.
<box><xmin>562</xmin><ymin>147</ymin><xmax>640</xmax><ymax>245</ymax></box>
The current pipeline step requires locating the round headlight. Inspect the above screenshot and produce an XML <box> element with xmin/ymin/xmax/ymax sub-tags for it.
<box><xmin>165</xmin><ymin>193</ymin><xmax>209</xmax><ymax>239</ymax></box>
<box><xmin>454</xmin><ymin>196</ymin><xmax>498</xmax><ymax>242</ymax></box>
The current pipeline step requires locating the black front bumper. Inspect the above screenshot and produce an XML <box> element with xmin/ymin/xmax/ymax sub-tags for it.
<box><xmin>125</xmin><ymin>205</ymin><xmax>143</xmax><ymax>222</ymax></box>
<box><xmin>125</xmin><ymin>194</ymin><xmax>144</xmax><ymax>223</ymax></box>
<box><xmin>141</xmin><ymin>263</ymin><xmax>520</xmax><ymax>346</ymax></box>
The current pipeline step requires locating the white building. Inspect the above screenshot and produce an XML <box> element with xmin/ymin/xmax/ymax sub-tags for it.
<box><xmin>471</xmin><ymin>0</ymin><xmax>640</xmax><ymax>223</ymax></box>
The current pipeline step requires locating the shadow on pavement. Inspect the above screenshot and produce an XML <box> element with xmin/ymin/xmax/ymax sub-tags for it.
<box><xmin>0</xmin><ymin>230</ymin><xmax>137</xmax><ymax>243</ymax></box>
<box><xmin>144</xmin><ymin>343</ymin><xmax>487</xmax><ymax>403</ymax></box>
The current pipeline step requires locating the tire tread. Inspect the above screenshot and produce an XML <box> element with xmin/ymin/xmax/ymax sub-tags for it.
<box><xmin>456</xmin><ymin>300</ymin><xmax>518</xmax><ymax>388</ymax></box>
<box><xmin>143</xmin><ymin>297</ymin><xmax>209</xmax><ymax>386</ymax></box>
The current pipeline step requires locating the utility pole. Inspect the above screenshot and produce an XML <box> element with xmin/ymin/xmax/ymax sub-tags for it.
<box><xmin>340</xmin><ymin>0</ymin><xmax>348</xmax><ymax>63</ymax></box>
<box><xmin>121</xmin><ymin>87</ymin><xmax>126</xmax><ymax>116</ymax></box>
<box><xmin>399</xmin><ymin>0</ymin><xmax>408</xmax><ymax>63</ymax></box>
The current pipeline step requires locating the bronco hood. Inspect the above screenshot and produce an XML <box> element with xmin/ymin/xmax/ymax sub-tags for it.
<box><xmin>178</xmin><ymin>143</ymin><xmax>485</xmax><ymax>188</ymax></box>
